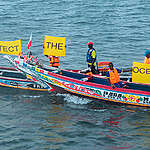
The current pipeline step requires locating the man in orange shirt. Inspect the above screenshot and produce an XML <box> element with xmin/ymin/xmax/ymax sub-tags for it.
<box><xmin>45</xmin><ymin>55</ymin><xmax>60</xmax><ymax>68</ymax></box>
<box><xmin>106</xmin><ymin>63</ymin><xmax>124</xmax><ymax>88</ymax></box>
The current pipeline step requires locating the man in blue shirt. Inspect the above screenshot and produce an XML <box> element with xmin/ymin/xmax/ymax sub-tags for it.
<box><xmin>86</xmin><ymin>41</ymin><xmax>97</xmax><ymax>74</ymax></box>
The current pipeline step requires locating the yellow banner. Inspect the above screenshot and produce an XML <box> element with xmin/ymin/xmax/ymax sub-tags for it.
<box><xmin>0</xmin><ymin>40</ymin><xmax>22</xmax><ymax>56</ymax></box>
<box><xmin>43</xmin><ymin>36</ymin><xmax>66</xmax><ymax>56</ymax></box>
<box><xmin>132</xmin><ymin>62</ymin><xmax>150</xmax><ymax>84</ymax></box>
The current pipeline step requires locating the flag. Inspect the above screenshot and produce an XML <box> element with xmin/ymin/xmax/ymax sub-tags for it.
<box><xmin>27</xmin><ymin>33</ymin><xmax>32</xmax><ymax>49</ymax></box>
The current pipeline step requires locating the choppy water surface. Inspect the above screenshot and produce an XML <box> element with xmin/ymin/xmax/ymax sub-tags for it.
<box><xmin>0</xmin><ymin>0</ymin><xmax>150</xmax><ymax>149</ymax></box>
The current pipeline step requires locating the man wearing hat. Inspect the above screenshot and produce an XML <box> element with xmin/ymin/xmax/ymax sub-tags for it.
<box><xmin>86</xmin><ymin>41</ymin><xmax>97</xmax><ymax>74</ymax></box>
<box><xmin>144</xmin><ymin>50</ymin><xmax>150</xmax><ymax>64</ymax></box>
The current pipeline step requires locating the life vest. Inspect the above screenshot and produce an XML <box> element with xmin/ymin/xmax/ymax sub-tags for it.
<box><xmin>144</xmin><ymin>57</ymin><xmax>150</xmax><ymax>64</ymax></box>
<box><xmin>49</xmin><ymin>56</ymin><xmax>60</xmax><ymax>67</ymax></box>
<box><xmin>108</xmin><ymin>68</ymin><xmax>120</xmax><ymax>84</ymax></box>
<box><xmin>86</xmin><ymin>48</ymin><xmax>96</xmax><ymax>64</ymax></box>
<box><xmin>85</xmin><ymin>71</ymin><xmax>93</xmax><ymax>77</ymax></box>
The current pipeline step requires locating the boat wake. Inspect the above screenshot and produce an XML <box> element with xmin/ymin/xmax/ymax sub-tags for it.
<box><xmin>56</xmin><ymin>93</ymin><xmax>92</xmax><ymax>105</ymax></box>
<box><xmin>21</xmin><ymin>95</ymin><xmax>43</xmax><ymax>98</ymax></box>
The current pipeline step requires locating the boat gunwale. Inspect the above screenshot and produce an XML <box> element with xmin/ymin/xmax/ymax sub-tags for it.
<box><xmin>0</xmin><ymin>76</ymin><xmax>34</xmax><ymax>82</ymax></box>
<box><xmin>43</xmin><ymin>69</ymin><xmax>150</xmax><ymax>96</ymax></box>
<box><xmin>0</xmin><ymin>82</ymin><xmax>48</xmax><ymax>91</ymax></box>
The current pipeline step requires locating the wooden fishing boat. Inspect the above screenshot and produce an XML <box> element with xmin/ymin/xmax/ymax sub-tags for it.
<box><xmin>5</xmin><ymin>55</ymin><xmax>150</xmax><ymax>107</ymax></box>
<box><xmin>0</xmin><ymin>66</ymin><xmax>53</xmax><ymax>92</ymax></box>
<box><xmin>0</xmin><ymin>38</ymin><xmax>54</xmax><ymax>92</ymax></box>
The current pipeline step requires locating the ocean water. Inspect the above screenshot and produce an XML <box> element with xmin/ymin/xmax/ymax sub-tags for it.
<box><xmin>0</xmin><ymin>0</ymin><xmax>150</xmax><ymax>149</ymax></box>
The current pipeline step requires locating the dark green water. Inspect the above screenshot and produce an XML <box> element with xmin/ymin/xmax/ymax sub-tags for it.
<box><xmin>0</xmin><ymin>0</ymin><xmax>150</xmax><ymax>149</ymax></box>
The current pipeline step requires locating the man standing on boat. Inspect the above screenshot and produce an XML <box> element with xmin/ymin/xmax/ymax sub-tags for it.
<box><xmin>86</xmin><ymin>41</ymin><xmax>97</xmax><ymax>74</ymax></box>
<box><xmin>106</xmin><ymin>63</ymin><xmax>126</xmax><ymax>88</ymax></box>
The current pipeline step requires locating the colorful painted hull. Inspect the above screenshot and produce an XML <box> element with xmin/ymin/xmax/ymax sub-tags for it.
<box><xmin>0</xmin><ymin>66</ymin><xmax>53</xmax><ymax>92</ymax></box>
<box><xmin>6</xmin><ymin>56</ymin><xmax>150</xmax><ymax>107</ymax></box>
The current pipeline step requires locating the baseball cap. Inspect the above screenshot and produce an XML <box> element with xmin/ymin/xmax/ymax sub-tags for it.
<box><xmin>86</xmin><ymin>41</ymin><xmax>93</xmax><ymax>45</ymax></box>
<box><xmin>145</xmin><ymin>50</ymin><xmax>150</xmax><ymax>56</ymax></box>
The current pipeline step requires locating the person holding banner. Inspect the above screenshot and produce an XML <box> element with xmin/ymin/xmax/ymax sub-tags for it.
<box><xmin>144</xmin><ymin>50</ymin><xmax>150</xmax><ymax>64</ymax></box>
<box><xmin>86</xmin><ymin>41</ymin><xmax>97</xmax><ymax>74</ymax></box>
<box><xmin>45</xmin><ymin>55</ymin><xmax>60</xmax><ymax>68</ymax></box>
